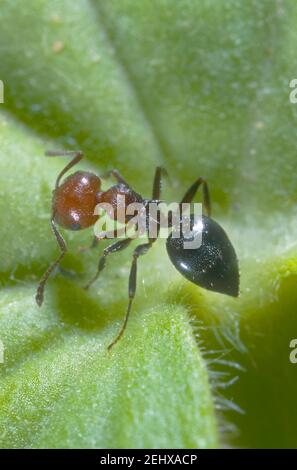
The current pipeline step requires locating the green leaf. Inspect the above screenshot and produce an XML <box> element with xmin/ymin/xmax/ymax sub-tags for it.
<box><xmin>0</xmin><ymin>0</ymin><xmax>297</xmax><ymax>448</ymax></box>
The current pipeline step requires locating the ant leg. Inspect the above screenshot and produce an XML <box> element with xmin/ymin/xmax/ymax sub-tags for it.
<box><xmin>36</xmin><ymin>151</ymin><xmax>83</xmax><ymax>305</ymax></box>
<box><xmin>180</xmin><ymin>177</ymin><xmax>211</xmax><ymax>216</ymax></box>
<box><xmin>152</xmin><ymin>166</ymin><xmax>168</xmax><ymax>200</ymax></box>
<box><xmin>36</xmin><ymin>219</ymin><xmax>67</xmax><ymax>306</ymax></box>
<box><xmin>79</xmin><ymin>236</ymin><xmax>99</xmax><ymax>253</ymax></box>
<box><xmin>45</xmin><ymin>150</ymin><xmax>84</xmax><ymax>189</ymax></box>
<box><xmin>90</xmin><ymin>236</ymin><xmax>99</xmax><ymax>249</ymax></box>
<box><xmin>101</xmin><ymin>169</ymin><xmax>129</xmax><ymax>186</ymax></box>
<box><xmin>83</xmin><ymin>238</ymin><xmax>132</xmax><ymax>290</ymax></box>
<box><xmin>108</xmin><ymin>238</ymin><xmax>156</xmax><ymax>351</ymax></box>
<box><xmin>79</xmin><ymin>226</ymin><xmax>128</xmax><ymax>253</ymax></box>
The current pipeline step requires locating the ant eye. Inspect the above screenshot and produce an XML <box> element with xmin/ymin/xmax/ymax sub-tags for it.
<box><xmin>166</xmin><ymin>215</ymin><xmax>239</xmax><ymax>297</ymax></box>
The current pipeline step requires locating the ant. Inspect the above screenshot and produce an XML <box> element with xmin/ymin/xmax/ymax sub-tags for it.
<box><xmin>36</xmin><ymin>151</ymin><xmax>239</xmax><ymax>350</ymax></box>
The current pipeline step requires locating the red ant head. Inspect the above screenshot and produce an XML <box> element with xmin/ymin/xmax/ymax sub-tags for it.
<box><xmin>53</xmin><ymin>171</ymin><xmax>102</xmax><ymax>230</ymax></box>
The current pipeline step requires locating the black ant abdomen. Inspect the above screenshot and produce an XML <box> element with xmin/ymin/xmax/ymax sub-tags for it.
<box><xmin>166</xmin><ymin>214</ymin><xmax>239</xmax><ymax>297</ymax></box>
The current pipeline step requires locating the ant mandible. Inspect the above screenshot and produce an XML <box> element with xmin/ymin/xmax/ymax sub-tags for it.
<box><xmin>36</xmin><ymin>151</ymin><xmax>239</xmax><ymax>350</ymax></box>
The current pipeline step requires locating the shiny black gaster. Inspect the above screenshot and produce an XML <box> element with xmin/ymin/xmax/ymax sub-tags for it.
<box><xmin>166</xmin><ymin>215</ymin><xmax>239</xmax><ymax>297</ymax></box>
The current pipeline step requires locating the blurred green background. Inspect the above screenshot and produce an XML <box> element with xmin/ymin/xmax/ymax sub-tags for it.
<box><xmin>0</xmin><ymin>0</ymin><xmax>297</xmax><ymax>448</ymax></box>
